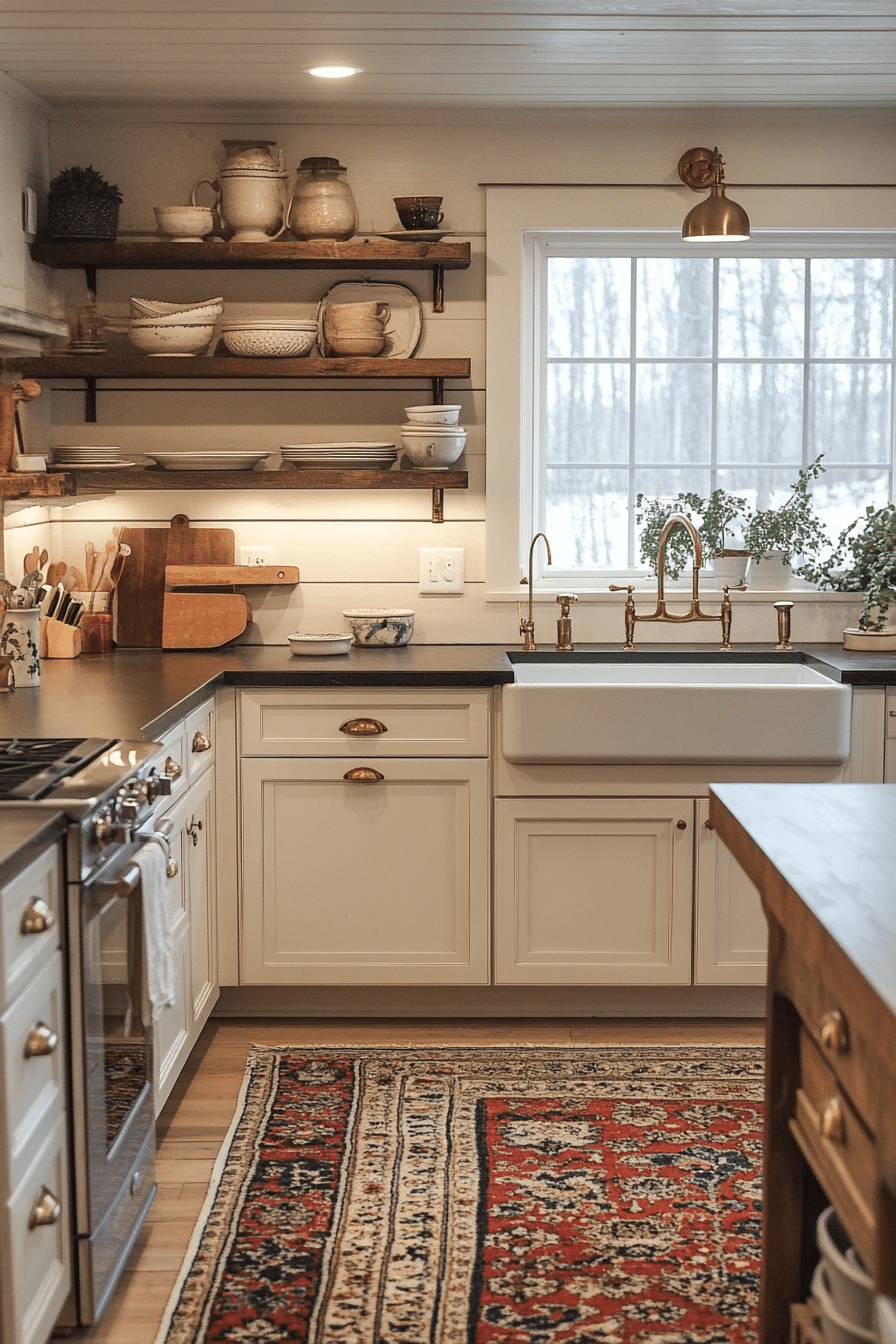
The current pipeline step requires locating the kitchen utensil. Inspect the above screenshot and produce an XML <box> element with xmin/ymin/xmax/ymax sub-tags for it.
<box><xmin>23</xmin><ymin>546</ymin><xmax>39</xmax><ymax>575</ymax></box>
<box><xmin>85</xmin><ymin>541</ymin><xmax>97</xmax><ymax>589</ymax></box>
<box><xmin>106</xmin><ymin>543</ymin><xmax>130</xmax><ymax>590</ymax></box>
<box><xmin>161</xmin><ymin>593</ymin><xmax>249</xmax><ymax>648</ymax></box>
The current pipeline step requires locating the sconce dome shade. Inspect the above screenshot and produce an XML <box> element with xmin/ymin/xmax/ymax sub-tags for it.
<box><xmin>682</xmin><ymin>183</ymin><xmax>750</xmax><ymax>241</ymax></box>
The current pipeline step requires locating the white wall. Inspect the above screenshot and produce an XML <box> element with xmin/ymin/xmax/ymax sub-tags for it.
<box><xmin>4</xmin><ymin>105</ymin><xmax>893</xmax><ymax>643</ymax></box>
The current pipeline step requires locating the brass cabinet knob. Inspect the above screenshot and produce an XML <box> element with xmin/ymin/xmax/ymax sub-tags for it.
<box><xmin>192</xmin><ymin>731</ymin><xmax>211</xmax><ymax>753</ymax></box>
<box><xmin>340</xmin><ymin>718</ymin><xmax>388</xmax><ymax>736</ymax></box>
<box><xmin>819</xmin><ymin>1010</ymin><xmax>849</xmax><ymax>1055</ymax></box>
<box><xmin>20</xmin><ymin>897</ymin><xmax>56</xmax><ymax>936</ymax></box>
<box><xmin>343</xmin><ymin>767</ymin><xmax>385</xmax><ymax>783</ymax></box>
<box><xmin>676</xmin><ymin>819</ymin><xmax>688</xmax><ymax>830</ymax></box>
<box><xmin>24</xmin><ymin>1022</ymin><xmax>58</xmax><ymax>1058</ymax></box>
<box><xmin>164</xmin><ymin>755</ymin><xmax>183</xmax><ymax>780</ymax></box>
<box><xmin>29</xmin><ymin>1187</ymin><xmax>61</xmax><ymax>1228</ymax></box>
<box><xmin>820</xmin><ymin>1097</ymin><xmax>845</xmax><ymax>1144</ymax></box>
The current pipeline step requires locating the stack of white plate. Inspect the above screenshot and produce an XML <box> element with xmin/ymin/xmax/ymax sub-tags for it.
<box><xmin>145</xmin><ymin>450</ymin><xmax>270</xmax><ymax>471</ymax></box>
<box><xmin>52</xmin><ymin>446</ymin><xmax>134</xmax><ymax>469</ymax></box>
<box><xmin>280</xmin><ymin>441</ymin><xmax>397</xmax><ymax>471</ymax></box>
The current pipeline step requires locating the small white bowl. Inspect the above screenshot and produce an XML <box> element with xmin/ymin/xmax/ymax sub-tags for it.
<box><xmin>130</xmin><ymin>296</ymin><xmax>223</xmax><ymax>320</ymax></box>
<box><xmin>816</xmin><ymin>1208</ymin><xmax>874</xmax><ymax>1330</ymax></box>
<box><xmin>128</xmin><ymin>322</ymin><xmax>216</xmax><ymax>356</ymax></box>
<box><xmin>812</xmin><ymin>1264</ymin><xmax>876</xmax><ymax>1344</ymax></box>
<box><xmin>153</xmin><ymin>206</ymin><xmax>215</xmax><ymax>242</ymax></box>
<box><xmin>400</xmin><ymin>427</ymin><xmax>466</xmax><ymax>468</ymax></box>
<box><xmin>404</xmin><ymin>404</ymin><xmax>462</xmax><ymax>425</ymax></box>
<box><xmin>342</xmin><ymin>608</ymin><xmax>414</xmax><ymax>647</ymax></box>
<box><xmin>288</xmin><ymin>632</ymin><xmax>352</xmax><ymax>657</ymax></box>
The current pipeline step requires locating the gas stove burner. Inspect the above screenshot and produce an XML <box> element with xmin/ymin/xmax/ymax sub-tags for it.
<box><xmin>0</xmin><ymin>736</ymin><xmax>116</xmax><ymax>800</ymax></box>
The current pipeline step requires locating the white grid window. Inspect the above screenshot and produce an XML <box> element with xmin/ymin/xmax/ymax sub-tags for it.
<box><xmin>533</xmin><ymin>241</ymin><xmax>895</xmax><ymax>575</ymax></box>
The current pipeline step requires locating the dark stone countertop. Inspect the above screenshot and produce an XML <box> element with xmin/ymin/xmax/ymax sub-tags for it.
<box><xmin>1</xmin><ymin>642</ymin><xmax>894</xmax><ymax>746</ymax></box>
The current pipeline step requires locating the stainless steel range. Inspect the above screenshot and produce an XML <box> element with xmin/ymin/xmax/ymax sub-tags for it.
<box><xmin>0</xmin><ymin>735</ymin><xmax>177</xmax><ymax>1325</ymax></box>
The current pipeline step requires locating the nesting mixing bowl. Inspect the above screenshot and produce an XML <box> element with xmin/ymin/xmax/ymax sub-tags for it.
<box><xmin>128</xmin><ymin>319</ymin><xmax>217</xmax><ymax>356</ymax></box>
<box><xmin>343</xmin><ymin>609</ymin><xmax>415</xmax><ymax>647</ymax></box>
<box><xmin>399</xmin><ymin>424</ymin><xmax>467</xmax><ymax>468</ymax></box>
<box><xmin>153</xmin><ymin>206</ymin><xmax>215</xmax><ymax>242</ymax></box>
<box><xmin>404</xmin><ymin>404</ymin><xmax>462</xmax><ymax>425</ymax></box>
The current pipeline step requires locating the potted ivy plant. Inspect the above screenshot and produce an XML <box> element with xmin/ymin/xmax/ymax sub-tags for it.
<box><xmin>797</xmin><ymin>503</ymin><xmax>896</xmax><ymax>648</ymax></box>
<box><xmin>47</xmin><ymin>165</ymin><xmax>122</xmax><ymax>240</ymax></box>
<box><xmin>636</xmin><ymin>487</ymin><xmax>750</xmax><ymax>583</ymax></box>
<box><xmin>743</xmin><ymin>454</ymin><xmax>828</xmax><ymax>589</ymax></box>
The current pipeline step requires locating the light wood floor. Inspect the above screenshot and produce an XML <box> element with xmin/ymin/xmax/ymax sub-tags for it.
<box><xmin>67</xmin><ymin>1016</ymin><xmax>764</xmax><ymax>1343</ymax></box>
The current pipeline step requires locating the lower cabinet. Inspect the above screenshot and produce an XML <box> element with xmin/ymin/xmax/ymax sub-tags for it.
<box><xmin>494</xmin><ymin>794</ymin><xmax>767</xmax><ymax>987</ymax></box>
<box><xmin>153</xmin><ymin>756</ymin><xmax>219</xmax><ymax>1113</ymax></box>
<box><xmin>240</xmin><ymin>756</ymin><xmax>490</xmax><ymax>984</ymax></box>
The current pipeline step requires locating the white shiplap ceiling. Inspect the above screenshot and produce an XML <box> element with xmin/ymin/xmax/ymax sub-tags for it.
<box><xmin>1</xmin><ymin>0</ymin><xmax>894</xmax><ymax>111</ymax></box>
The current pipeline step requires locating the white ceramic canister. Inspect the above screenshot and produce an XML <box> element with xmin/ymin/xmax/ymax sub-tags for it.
<box><xmin>0</xmin><ymin>605</ymin><xmax>41</xmax><ymax>687</ymax></box>
<box><xmin>287</xmin><ymin>157</ymin><xmax>358</xmax><ymax>241</ymax></box>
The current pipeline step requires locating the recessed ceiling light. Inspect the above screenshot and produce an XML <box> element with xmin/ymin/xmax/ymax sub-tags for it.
<box><xmin>308</xmin><ymin>66</ymin><xmax>361</xmax><ymax>79</ymax></box>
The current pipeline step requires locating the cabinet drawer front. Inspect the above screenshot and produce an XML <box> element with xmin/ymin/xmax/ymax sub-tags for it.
<box><xmin>791</xmin><ymin>1027</ymin><xmax>877</xmax><ymax>1267</ymax></box>
<box><xmin>0</xmin><ymin>951</ymin><xmax>66</xmax><ymax>1197</ymax></box>
<box><xmin>240</xmin><ymin>757</ymin><xmax>489</xmax><ymax>984</ymax></box>
<box><xmin>239</xmin><ymin>688</ymin><xmax>489</xmax><ymax>757</ymax></box>
<box><xmin>1</xmin><ymin>1109</ymin><xmax>71</xmax><ymax>1344</ymax></box>
<box><xmin>1</xmin><ymin>845</ymin><xmax>62</xmax><ymax>1006</ymax></box>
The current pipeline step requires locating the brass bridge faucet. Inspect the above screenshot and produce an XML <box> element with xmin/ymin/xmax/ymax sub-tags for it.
<box><xmin>609</xmin><ymin>513</ymin><xmax>732</xmax><ymax>651</ymax></box>
<box><xmin>519</xmin><ymin>531</ymin><xmax>552</xmax><ymax>650</ymax></box>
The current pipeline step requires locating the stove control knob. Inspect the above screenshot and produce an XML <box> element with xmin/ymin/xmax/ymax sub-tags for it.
<box><xmin>117</xmin><ymin>796</ymin><xmax>141</xmax><ymax>825</ymax></box>
<box><xmin>147</xmin><ymin>769</ymin><xmax>173</xmax><ymax>800</ymax></box>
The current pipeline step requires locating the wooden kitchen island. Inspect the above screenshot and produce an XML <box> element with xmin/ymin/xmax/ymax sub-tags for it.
<box><xmin>709</xmin><ymin>783</ymin><xmax>896</xmax><ymax>1344</ymax></box>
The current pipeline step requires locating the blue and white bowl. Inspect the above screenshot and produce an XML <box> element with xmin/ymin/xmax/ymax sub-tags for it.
<box><xmin>343</xmin><ymin>608</ymin><xmax>414</xmax><ymax>647</ymax></box>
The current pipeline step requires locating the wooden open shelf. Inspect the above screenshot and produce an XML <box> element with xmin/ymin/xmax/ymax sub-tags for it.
<box><xmin>15</xmin><ymin>355</ymin><xmax>471</xmax><ymax>381</ymax></box>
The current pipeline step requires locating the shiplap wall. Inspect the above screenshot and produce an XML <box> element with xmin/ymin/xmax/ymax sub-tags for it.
<box><xmin>3</xmin><ymin>104</ymin><xmax>892</xmax><ymax>642</ymax></box>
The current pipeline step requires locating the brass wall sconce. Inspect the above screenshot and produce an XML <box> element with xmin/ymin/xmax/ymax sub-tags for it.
<box><xmin>678</xmin><ymin>146</ymin><xmax>750</xmax><ymax>241</ymax></box>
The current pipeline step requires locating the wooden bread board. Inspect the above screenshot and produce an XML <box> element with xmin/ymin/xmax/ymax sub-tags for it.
<box><xmin>161</xmin><ymin>593</ymin><xmax>249</xmax><ymax>648</ymax></box>
<box><xmin>116</xmin><ymin>514</ymin><xmax>236</xmax><ymax>647</ymax></box>
<box><xmin>165</xmin><ymin>564</ymin><xmax>299</xmax><ymax>587</ymax></box>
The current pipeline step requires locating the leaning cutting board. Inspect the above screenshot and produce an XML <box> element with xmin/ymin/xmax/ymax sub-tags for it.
<box><xmin>117</xmin><ymin>514</ymin><xmax>235</xmax><ymax>647</ymax></box>
<box><xmin>161</xmin><ymin>593</ymin><xmax>249</xmax><ymax>649</ymax></box>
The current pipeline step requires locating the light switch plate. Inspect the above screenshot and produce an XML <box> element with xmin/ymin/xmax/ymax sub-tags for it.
<box><xmin>419</xmin><ymin>547</ymin><xmax>464</xmax><ymax>594</ymax></box>
<box><xmin>239</xmin><ymin>545</ymin><xmax>275</xmax><ymax>566</ymax></box>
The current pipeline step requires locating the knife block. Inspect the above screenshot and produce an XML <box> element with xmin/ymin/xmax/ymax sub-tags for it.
<box><xmin>40</xmin><ymin>615</ymin><xmax>82</xmax><ymax>659</ymax></box>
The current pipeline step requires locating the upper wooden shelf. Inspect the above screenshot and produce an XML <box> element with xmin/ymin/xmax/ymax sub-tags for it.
<box><xmin>30</xmin><ymin>238</ymin><xmax>472</xmax><ymax>271</ymax></box>
<box><xmin>14</xmin><ymin>355</ymin><xmax>471</xmax><ymax>381</ymax></box>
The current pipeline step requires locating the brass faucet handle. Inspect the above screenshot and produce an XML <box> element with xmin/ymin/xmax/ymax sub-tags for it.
<box><xmin>556</xmin><ymin>594</ymin><xmax>578</xmax><ymax>615</ymax></box>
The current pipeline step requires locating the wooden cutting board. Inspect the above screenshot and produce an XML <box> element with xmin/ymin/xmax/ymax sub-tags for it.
<box><xmin>116</xmin><ymin>514</ymin><xmax>235</xmax><ymax>647</ymax></box>
<box><xmin>161</xmin><ymin>593</ymin><xmax>249</xmax><ymax>648</ymax></box>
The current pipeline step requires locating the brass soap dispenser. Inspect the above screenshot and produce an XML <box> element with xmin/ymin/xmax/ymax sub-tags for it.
<box><xmin>556</xmin><ymin>594</ymin><xmax>578</xmax><ymax>650</ymax></box>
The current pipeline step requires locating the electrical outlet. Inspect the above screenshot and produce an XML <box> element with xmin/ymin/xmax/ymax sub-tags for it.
<box><xmin>239</xmin><ymin>545</ymin><xmax>275</xmax><ymax>566</ymax></box>
<box><xmin>419</xmin><ymin>547</ymin><xmax>464</xmax><ymax>595</ymax></box>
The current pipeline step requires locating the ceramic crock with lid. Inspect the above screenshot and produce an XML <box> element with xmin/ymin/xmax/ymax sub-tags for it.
<box><xmin>287</xmin><ymin>157</ymin><xmax>358</xmax><ymax>241</ymax></box>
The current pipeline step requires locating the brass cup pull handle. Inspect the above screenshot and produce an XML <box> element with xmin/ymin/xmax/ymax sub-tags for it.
<box><xmin>343</xmin><ymin>767</ymin><xmax>385</xmax><ymax>783</ymax></box>
<box><xmin>340</xmin><ymin>717</ymin><xmax>388</xmax><ymax>736</ymax></box>
<box><xmin>24</xmin><ymin>1022</ymin><xmax>58</xmax><ymax>1058</ymax></box>
<box><xmin>166</xmin><ymin>859</ymin><xmax>179</xmax><ymax>879</ymax></box>
<box><xmin>29</xmin><ymin>1187</ymin><xmax>61</xmax><ymax>1228</ymax></box>
<box><xmin>819</xmin><ymin>1010</ymin><xmax>849</xmax><ymax>1055</ymax></box>
<box><xmin>164</xmin><ymin>756</ymin><xmax>183</xmax><ymax>780</ymax></box>
<box><xmin>192</xmin><ymin>731</ymin><xmax>211</xmax><ymax>753</ymax></box>
<box><xmin>820</xmin><ymin>1097</ymin><xmax>845</xmax><ymax>1144</ymax></box>
<box><xmin>21</xmin><ymin>897</ymin><xmax>56</xmax><ymax>936</ymax></box>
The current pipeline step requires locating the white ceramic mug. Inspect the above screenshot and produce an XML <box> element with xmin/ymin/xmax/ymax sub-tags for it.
<box><xmin>0</xmin><ymin>605</ymin><xmax>41</xmax><ymax>687</ymax></box>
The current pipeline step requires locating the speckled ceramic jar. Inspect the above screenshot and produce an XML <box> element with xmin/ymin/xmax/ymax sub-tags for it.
<box><xmin>287</xmin><ymin>158</ymin><xmax>358</xmax><ymax>241</ymax></box>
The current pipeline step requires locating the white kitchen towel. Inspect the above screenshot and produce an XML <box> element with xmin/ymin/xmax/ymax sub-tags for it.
<box><xmin>135</xmin><ymin>835</ymin><xmax>175</xmax><ymax>1024</ymax></box>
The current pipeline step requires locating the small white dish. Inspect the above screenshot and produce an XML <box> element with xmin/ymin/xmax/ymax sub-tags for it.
<box><xmin>404</xmin><ymin>404</ymin><xmax>462</xmax><ymax>425</ymax></box>
<box><xmin>288</xmin><ymin>633</ymin><xmax>352</xmax><ymax>657</ymax></box>
<box><xmin>376</xmin><ymin>231</ymin><xmax>447</xmax><ymax>242</ymax></box>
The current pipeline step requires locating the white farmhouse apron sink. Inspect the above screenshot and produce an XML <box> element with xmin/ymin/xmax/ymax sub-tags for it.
<box><xmin>501</xmin><ymin>654</ymin><xmax>851</xmax><ymax>765</ymax></box>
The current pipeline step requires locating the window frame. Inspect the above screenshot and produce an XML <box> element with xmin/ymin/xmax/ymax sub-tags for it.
<box><xmin>483</xmin><ymin>183</ymin><xmax>896</xmax><ymax>598</ymax></box>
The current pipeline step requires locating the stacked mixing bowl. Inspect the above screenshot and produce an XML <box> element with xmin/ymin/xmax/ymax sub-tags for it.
<box><xmin>399</xmin><ymin>404</ymin><xmax>466</xmax><ymax>468</ymax></box>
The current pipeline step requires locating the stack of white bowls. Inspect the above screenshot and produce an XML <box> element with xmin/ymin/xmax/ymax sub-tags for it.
<box><xmin>128</xmin><ymin>296</ymin><xmax>223</xmax><ymax>356</ymax></box>
<box><xmin>400</xmin><ymin>404</ymin><xmax>466</xmax><ymax>469</ymax></box>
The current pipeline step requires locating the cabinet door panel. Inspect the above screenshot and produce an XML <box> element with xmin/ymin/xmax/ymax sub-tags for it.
<box><xmin>494</xmin><ymin>797</ymin><xmax>693</xmax><ymax>984</ymax></box>
<box><xmin>694</xmin><ymin>799</ymin><xmax>767</xmax><ymax>985</ymax></box>
<box><xmin>241</xmin><ymin>758</ymin><xmax>489</xmax><ymax>983</ymax></box>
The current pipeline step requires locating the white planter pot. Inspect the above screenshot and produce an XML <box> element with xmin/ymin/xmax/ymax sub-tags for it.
<box><xmin>709</xmin><ymin>552</ymin><xmax>749</xmax><ymax>589</ymax></box>
<box><xmin>748</xmin><ymin>551</ymin><xmax>794</xmax><ymax>591</ymax></box>
<box><xmin>843</xmin><ymin>628</ymin><xmax>896</xmax><ymax>651</ymax></box>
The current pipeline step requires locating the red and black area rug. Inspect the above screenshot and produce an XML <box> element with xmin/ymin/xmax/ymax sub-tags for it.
<box><xmin>156</xmin><ymin>1045</ymin><xmax>764</xmax><ymax>1344</ymax></box>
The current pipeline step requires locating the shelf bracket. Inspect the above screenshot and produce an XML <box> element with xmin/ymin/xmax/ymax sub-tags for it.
<box><xmin>431</xmin><ymin>488</ymin><xmax>444</xmax><ymax>523</ymax></box>
<box><xmin>432</xmin><ymin>265</ymin><xmax>445</xmax><ymax>314</ymax></box>
<box><xmin>85</xmin><ymin>377</ymin><xmax>97</xmax><ymax>423</ymax></box>
<box><xmin>431</xmin><ymin>377</ymin><xmax>444</xmax><ymax>405</ymax></box>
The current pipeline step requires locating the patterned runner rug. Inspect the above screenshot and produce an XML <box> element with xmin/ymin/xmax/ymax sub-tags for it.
<box><xmin>156</xmin><ymin>1044</ymin><xmax>764</xmax><ymax>1344</ymax></box>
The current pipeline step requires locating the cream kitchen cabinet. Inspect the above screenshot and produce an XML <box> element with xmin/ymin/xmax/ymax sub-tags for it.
<box><xmin>239</xmin><ymin>688</ymin><xmax>490</xmax><ymax>985</ymax></box>
<box><xmin>0</xmin><ymin>839</ymin><xmax>71</xmax><ymax>1344</ymax></box>
<box><xmin>693</xmin><ymin>800</ymin><xmax>766</xmax><ymax>984</ymax></box>
<box><xmin>152</xmin><ymin>699</ymin><xmax>218</xmax><ymax>1113</ymax></box>
<box><xmin>493</xmin><ymin>796</ymin><xmax>694</xmax><ymax>984</ymax></box>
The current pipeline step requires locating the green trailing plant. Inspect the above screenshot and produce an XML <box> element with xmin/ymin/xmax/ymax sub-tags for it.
<box><xmin>743</xmin><ymin>454</ymin><xmax>828</xmax><ymax>564</ymax></box>
<box><xmin>47</xmin><ymin>165</ymin><xmax>122</xmax><ymax>203</ymax></box>
<box><xmin>636</xmin><ymin>487</ymin><xmax>750</xmax><ymax>579</ymax></box>
<box><xmin>797</xmin><ymin>503</ymin><xmax>896</xmax><ymax>631</ymax></box>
